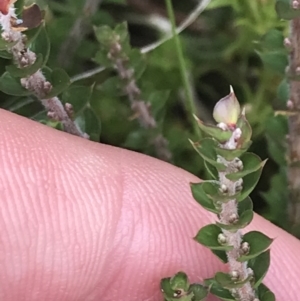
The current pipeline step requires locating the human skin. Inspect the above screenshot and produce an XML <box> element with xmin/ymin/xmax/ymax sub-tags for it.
<box><xmin>0</xmin><ymin>109</ymin><xmax>299</xmax><ymax>301</ymax></box>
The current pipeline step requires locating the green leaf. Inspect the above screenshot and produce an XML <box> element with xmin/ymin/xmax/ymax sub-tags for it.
<box><xmin>204</xmin><ymin>161</ymin><xmax>218</xmax><ymax>180</ymax></box>
<box><xmin>15</xmin><ymin>0</ymin><xmax>25</xmax><ymax>15</ymax></box>
<box><xmin>276</xmin><ymin>0</ymin><xmax>300</xmax><ymax>20</ymax></box>
<box><xmin>238</xmin><ymin>231</ymin><xmax>273</xmax><ymax>262</ymax></box>
<box><xmin>277</xmin><ymin>78</ymin><xmax>289</xmax><ymax>104</ymax></box>
<box><xmin>62</xmin><ymin>85</ymin><xmax>93</xmax><ymax>114</ymax></box>
<box><xmin>236</xmin><ymin>114</ymin><xmax>252</xmax><ymax>147</ymax></box>
<box><xmin>189</xmin><ymin>284</ymin><xmax>208</xmax><ymax>301</ymax></box>
<box><xmin>204</xmin><ymin>279</ymin><xmax>235</xmax><ymax>301</ymax></box>
<box><xmin>25</xmin><ymin>23</ymin><xmax>43</xmax><ymax>45</ymax></box>
<box><xmin>211</xmin><ymin>250</ymin><xmax>228</xmax><ymax>263</ymax></box>
<box><xmin>190</xmin><ymin>182</ymin><xmax>219</xmax><ymax>214</ymax></box>
<box><xmin>194</xmin><ymin>224</ymin><xmax>233</xmax><ymax>251</ymax></box>
<box><xmin>0</xmin><ymin>35</ymin><xmax>17</xmax><ymax>51</ymax></box>
<box><xmin>261</xmin><ymin>29</ymin><xmax>285</xmax><ymax>51</ymax></box>
<box><xmin>257</xmin><ymin>51</ymin><xmax>288</xmax><ymax>74</ymax></box>
<box><xmin>237</xmin><ymin>167</ymin><xmax>264</xmax><ymax>201</ymax></box>
<box><xmin>216</xmin><ymin>197</ymin><xmax>254</xmax><ymax>231</ymax></box>
<box><xmin>94</xmin><ymin>25</ymin><xmax>114</xmax><ymax>46</ymax></box>
<box><xmin>43</xmin><ymin>68</ymin><xmax>71</xmax><ymax>98</ymax></box>
<box><xmin>238</xmin><ymin>196</ymin><xmax>253</xmax><ymax>212</ymax></box>
<box><xmin>170</xmin><ymin>272</ymin><xmax>189</xmax><ymax>291</ymax></box>
<box><xmin>226</xmin><ymin>153</ymin><xmax>266</xmax><ymax>180</ymax></box>
<box><xmin>148</xmin><ymin>90</ymin><xmax>169</xmax><ymax>122</ymax></box>
<box><xmin>257</xmin><ymin>284</ymin><xmax>276</xmax><ymax>301</ymax></box>
<box><xmin>128</xmin><ymin>49</ymin><xmax>146</xmax><ymax>80</ymax></box>
<box><xmin>0</xmin><ymin>72</ymin><xmax>31</xmax><ymax>96</ymax></box>
<box><xmin>195</xmin><ymin>117</ymin><xmax>232</xmax><ymax>142</ymax></box>
<box><xmin>216</xmin><ymin>210</ymin><xmax>253</xmax><ymax>231</ymax></box>
<box><xmin>160</xmin><ymin>272</ymin><xmax>194</xmax><ymax>301</ymax></box>
<box><xmin>30</xmin><ymin>25</ymin><xmax>50</xmax><ymax>66</ymax></box>
<box><xmin>6</xmin><ymin>53</ymin><xmax>43</xmax><ymax>78</ymax></box>
<box><xmin>0</xmin><ymin>50</ymin><xmax>12</xmax><ymax>59</ymax></box>
<box><xmin>190</xmin><ymin>138</ymin><xmax>226</xmax><ymax>171</ymax></box>
<box><xmin>75</xmin><ymin>106</ymin><xmax>101</xmax><ymax>141</ymax></box>
<box><xmin>215</xmin><ymin>142</ymin><xmax>251</xmax><ymax>161</ymax></box>
<box><xmin>114</xmin><ymin>22</ymin><xmax>129</xmax><ymax>44</ymax></box>
<box><xmin>215</xmin><ymin>272</ymin><xmax>251</xmax><ymax>289</ymax></box>
<box><xmin>94</xmin><ymin>49</ymin><xmax>113</xmax><ymax>67</ymax></box>
<box><xmin>248</xmin><ymin>250</ymin><xmax>271</xmax><ymax>288</ymax></box>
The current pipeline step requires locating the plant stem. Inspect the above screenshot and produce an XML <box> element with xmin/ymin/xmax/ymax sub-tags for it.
<box><xmin>287</xmin><ymin>7</ymin><xmax>300</xmax><ymax>238</ymax></box>
<box><xmin>218</xmin><ymin>129</ymin><xmax>255</xmax><ymax>301</ymax></box>
<box><xmin>164</xmin><ymin>0</ymin><xmax>201</xmax><ymax>139</ymax></box>
<box><xmin>0</xmin><ymin>7</ymin><xmax>86</xmax><ymax>138</ymax></box>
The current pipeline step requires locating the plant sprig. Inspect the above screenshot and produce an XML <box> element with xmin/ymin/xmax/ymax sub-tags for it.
<box><xmin>161</xmin><ymin>88</ymin><xmax>274</xmax><ymax>301</ymax></box>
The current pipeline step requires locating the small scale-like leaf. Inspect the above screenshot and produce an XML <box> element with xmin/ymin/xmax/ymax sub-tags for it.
<box><xmin>94</xmin><ymin>25</ymin><xmax>114</xmax><ymax>46</ymax></box>
<box><xmin>43</xmin><ymin>68</ymin><xmax>71</xmax><ymax>98</ymax></box>
<box><xmin>195</xmin><ymin>116</ymin><xmax>232</xmax><ymax>142</ymax></box>
<box><xmin>248</xmin><ymin>250</ymin><xmax>271</xmax><ymax>288</ymax></box>
<box><xmin>62</xmin><ymin>85</ymin><xmax>93</xmax><ymax>114</ymax></box>
<box><xmin>194</xmin><ymin>224</ymin><xmax>233</xmax><ymax>251</ymax></box>
<box><xmin>189</xmin><ymin>284</ymin><xmax>208</xmax><ymax>301</ymax></box>
<box><xmin>261</xmin><ymin>29</ymin><xmax>285</xmax><ymax>51</ymax></box>
<box><xmin>238</xmin><ymin>231</ymin><xmax>273</xmax><ymax>262</ymax></box>
<box><xmin>236</xmin><ymin>115</ymin><xmax>252</xmax><ymax>148</ymax></box>
<box><xmin>216</xmin><ymin>210</ymin><xmax>253</xmax><ymax>231</ymax></box>
<box><xmin>237</xmin><ymin>168</ymin><xmax>264</xmax><ymax>201</ymax></box>
<box><xmin>215</xmin><ymin>272</ymin><xmax>252</xmax><ymax>289</ymax></box>
<box><xmin>30</xmin><ymin>25</ymin><xmax>50</xmax><ymax>66</ymax></box>
<box><xmin>114</xmin><ymin>22</ymin><xmax>129</xmax><ymax>44</ymax></box>
<box><xmin>75</xmin><ymin>106</ymin><xmax>101</xmax><ymax>141</ymax></box>
<box><xmin>0</xmin><ymin>50</ymin><xmax>12</xmax><ymax>59</ymax></box>
<box><xmin>6</xmin><ymin>53</ymin><xmax>43</xmax><ymax>77</ymax></box>
<box><xmin>170</xmin><ymin>272</ymin><xmax>189</xmax><ymax>291</ymax></box>
<box><xmin>277</xmin><ymin>78</ymin><xmax>289</xmax><ymax>104</ymax></box>
<box><xmin>199</xmin><ymin>181</ymin><xmax>240</xmax><ymax>203</ymax></box>
<box><xmin>238</xmin><ymin>196</ymin><xmax>253</xmax><ymax>211</ymax></box>
<box><xmin>0</xmin><ymin>72</ymin><xmax>31</xmax><ymax>96</ymax></box>
<box><xmin>276</xmin><ymin>0</ymin><xmax>300</xmax><ymax>20</ymax></box>
<box><xmin>15</xmin><ymin>0</ymin><xmax>25</xmax><ymax>15</ymax></box>
<box><xmin>204</xmin><ymin>161</ymin><xmax>218</xmax><ymax>180</ymax></box>
<box><xmin>211</xmin><ymin>250</ymin><xmax>228</xmax><ymax>263</ymax></box>
<box><xmin>190</xmin><ymin>138</ymin><xmax>226</xmax><ymax>171</ymax></box>
<box><xmin>257</xmin><ymin>284</ymin><xmax>275</xmax><ymax>301</ymax></box>
<box><xmin>204</xmin><ymin>278</ymin><xmax>235</xmax><ymax>301</ymax></box>
<box><xmin>93</xmin><ymin>49</ymin><xmax>113</xmax><ymax>67</ymax></box>
<box><xmin>128</xmin><ymin>49</ymin><xmax>146</xmax><ymax>80</ymax></box>
<box><xmin>226</xmin><ymin>153</ymin><xmax>266</xmax><ymax>180</ymax></box>
<box><xmin>0</xmin><ymin>35</ymin><xmax>16</xmax><ymax>50</ymax></box>
<box><xmin>215</xmin><ymin>142</ymin><xmax>251</xmax><ymax>161</ymax></box>
<box><xmin>148</xmin><ymin>90</ymin><xmax>169</xmax><ymax>122</ymax></box>
<box><xmin>191</xmin><ymin>182</ymin><xmax>219</xmax><ymax>214</ymax></box>
<box><xmin>257</xmin><ymin>50</ymin><xmax>288</xmax><ymax>74</ymax></box>
<box><xmin>25</xmin><ymin>23</ymin><xmax>43</xmax><ymax>46</ymax></box>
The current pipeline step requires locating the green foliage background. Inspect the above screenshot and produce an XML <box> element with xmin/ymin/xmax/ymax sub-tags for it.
<box><xmin>1</xmin><ymin>0</ymin><xmax>289</xmax><ymax>229</ymax></box>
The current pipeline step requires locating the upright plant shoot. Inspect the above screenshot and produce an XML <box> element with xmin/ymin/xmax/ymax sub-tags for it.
<box><xmin>161</xmin><ymin>88</ymin><xmax>275</xmax><ymax>301</ymax></box>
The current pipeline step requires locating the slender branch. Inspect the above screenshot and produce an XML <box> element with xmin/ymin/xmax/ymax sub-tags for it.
<box><xmin>71</xmin><ymin>0</ymin><xmax>211</xmax><ymax>83</ymax></box>
<box><xmin>218</xmin><ymin>127</ymin><xmax>255</xmax><ymax>301</ymax></box>
<box><xmin>164</xmin><ymin>0</ymin><xmax>201</xmax><ymax>138</ymax></box>
<box><xmin>0</xmin><ymin>7</ymin><xmax>86</xmax><ymax>138</ymax></box>
<box><xmin>108</xmin><ymin>40</ymin><xmax>172</xmax><ymax>161</ymax></box>
<box><xmin>58</xmin><ymin>0</ymin><xmax>104</xmax><ymax>68</ymax></box>
<box><xmin>286</xmin><ymin>0</ymin><xmax>300</xmax><ymax>237</ymax></box>
<box><xmin>141</xmin><ymin>0</ymin><xmax>211</xmax><ymax>54</ymax></box>
<box><xmin>70</xmin><ymin>65</ymin><xmax>105</xmax><ymax>83</ymax></box>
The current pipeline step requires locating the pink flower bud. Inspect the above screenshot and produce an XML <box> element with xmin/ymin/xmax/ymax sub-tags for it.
<box><xmin>213</xmin><ymin>86</ymin><xmax>241</xmax><ymax>126</ymax></box>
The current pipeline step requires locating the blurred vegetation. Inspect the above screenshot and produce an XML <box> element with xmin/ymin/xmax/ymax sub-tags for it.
<box><xmin>1</xmin><ymin>0</ymin><xmax>291</xmax><ymax>230</ymax></box>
